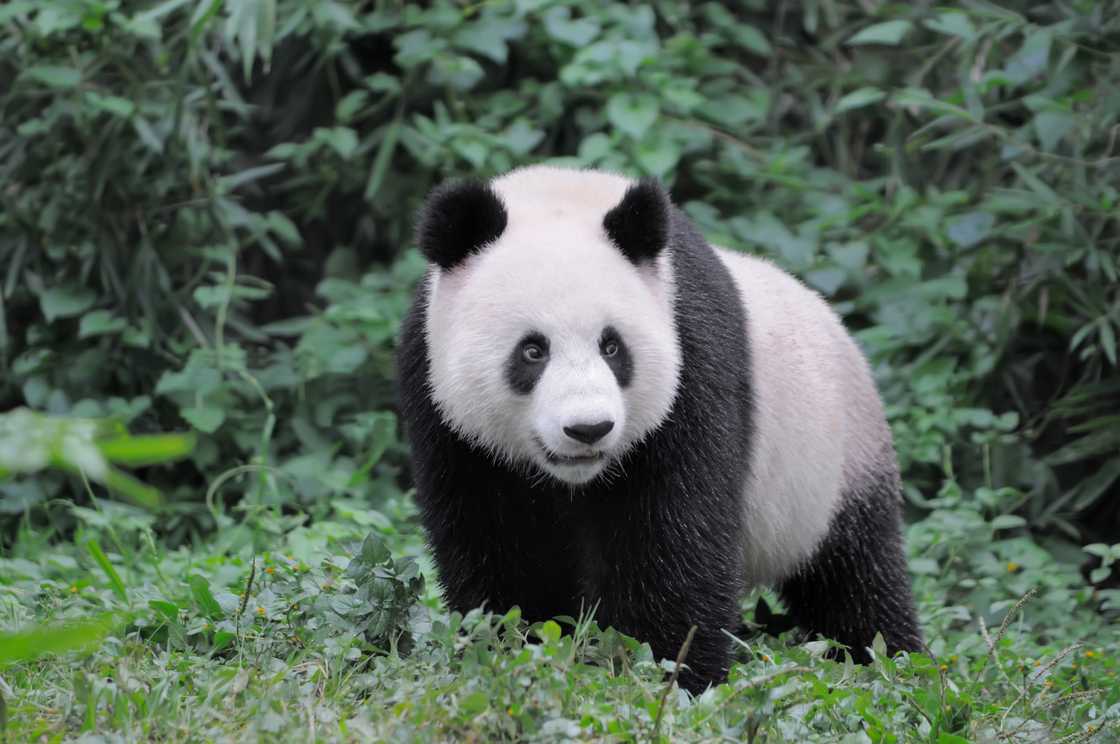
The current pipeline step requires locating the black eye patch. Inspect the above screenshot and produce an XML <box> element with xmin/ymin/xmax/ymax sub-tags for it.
<box><xmin>506</xmin><ymin>332</ymin><xmax>549</xmax><ymax>395</ymax></box>
<box><xmin>600</xmin><ymin>326</ymin><xmax>633</xmax><ymax>387</ymax></box>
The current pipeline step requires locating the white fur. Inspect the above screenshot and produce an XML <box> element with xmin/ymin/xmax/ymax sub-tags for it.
<box><xmin>714</xmin><ymin>250</ymin><xmax>893</xmax><ymax>586</ymax></box>
<box><xmin>425</xmin><ymin>166</ymin><xmax>682</xmax><ymax>485</ymax></box>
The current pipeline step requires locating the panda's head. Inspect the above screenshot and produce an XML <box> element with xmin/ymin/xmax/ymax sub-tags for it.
<box><xmin>417</xmin><ymin>166</ymin><xmax>682</xmax><ymax>486</ymax></box>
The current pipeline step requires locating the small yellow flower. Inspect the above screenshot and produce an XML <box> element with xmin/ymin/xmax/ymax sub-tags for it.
<box><xmin>1006</xmin><ymin>562</ymin><xmax>1021</xmax><ymax>573</ymax></box>
<box><xmin>69</xmin><ymin>585</ymin><xmax>78</xmax><ymax>594</ymax></box>
<box><xmin>1034</xmin><ymin>660</ymin><xmax>1042</xmax><ymax>667</ymax></box>
<box><xmin>939</xmin><ymin>664</ymin><xmax>948</xmax><ymax>672</ymax></box>
<box><xmin>256</xmin><ymin>606</ymin><xmax>266</xmax><ymax>616</ymax></box>
<box><xmin>761</xmin><ymin>654</ymin><xmax>771</xmax><ymax>663</ymax></box>
<box><xmin>265</xmin><ymin>567</ymin><xmax>275</xmax><ymax>575</ymax></box>
<box><xmin>1084</xmin><ymin>650</ymin><xmax>1095</xmax><ymax>658</ymax></box>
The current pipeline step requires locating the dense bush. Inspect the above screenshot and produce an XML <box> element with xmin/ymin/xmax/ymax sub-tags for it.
<box><xmin>2</xmin><ymin>0</ymin><xmax>1117</xmax><ymax>541</ymax></box>
<box><xmin>1</xmin><ymin>0</ymin><xmax>1118</xmax><ymax>740</ymax></box>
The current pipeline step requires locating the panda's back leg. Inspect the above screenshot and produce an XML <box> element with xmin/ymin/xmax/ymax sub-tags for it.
<box><xmin>778</xmin><ymin>466</ymin><xmax>922</xmax><ymax>662</ymax></box>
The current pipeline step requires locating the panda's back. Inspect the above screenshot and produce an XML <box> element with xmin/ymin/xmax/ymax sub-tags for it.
<box><xmin>711</xmin><ymin>248</ymin><xmax>895</xmax><ymax>587</ymax></box>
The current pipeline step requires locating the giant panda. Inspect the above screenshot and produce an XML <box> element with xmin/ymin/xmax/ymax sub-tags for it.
<box><xmin>397</xmin><ymin>165</ymin><xmax>922</xmax><ymax>693</ymax></box>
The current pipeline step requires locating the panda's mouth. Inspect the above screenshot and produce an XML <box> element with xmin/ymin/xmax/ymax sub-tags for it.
<box><xmin>534</xmin><ymin>438</ymin><xmax>605</xmax><ymax>466</ymax></box>
<box><xmin>547</xmin><ymin>451</ymin><xmax>604</xmax><ymax>466</ymax></box>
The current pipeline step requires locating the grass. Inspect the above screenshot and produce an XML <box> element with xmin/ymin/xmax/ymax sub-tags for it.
<box><xmin>1</xmin><ymin>495</ymin><xmax>1117</xmax><ymax>742</ymax></box>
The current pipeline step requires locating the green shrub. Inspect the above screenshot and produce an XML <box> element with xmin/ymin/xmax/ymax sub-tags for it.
<box><xmin>3</xmin><ymin>1</ymin><xmax>1116</xmax><ymax>544</ymax></box>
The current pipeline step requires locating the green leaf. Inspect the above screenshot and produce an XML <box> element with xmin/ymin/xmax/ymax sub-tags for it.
<box><xmin>394</xmin><ymin>29</ymin><xmax>446</xmax><ymax>69</ymax></box>
<box><xmin>893</xmin><ymin>88</ymin><xmax>975</xmax><ymax>121</ymax></box>
<box><xmin>697</xmin><ymin>91</ymin><xmax>768</xmax><ymax>128</ymax></box>
<box><xmin>452</xmin><ymin>16</ymin><xmax>525</xmax><ymax>64</ymax></box>
<box><xmin>846</xmin><ymin>20</ymin><xmax>912</xmax><ymax>46</ymax></box>
<box><xmin>181</xmin><ymin>405</ymin><xmax>225</xmax><ymax>434</ymax></box>
<box><xmin>1005</xmin><ymin>30</ymin><xmax>1051</xmax><ymax>86</ymax></box>
<box><xmin>266</xmin><ymin>212</ymin><xmax>301</xmax><ymax>246</ymax></box>
<box><xmin>536</xmin><ymin>620</ymin><xmax>562</xmax><ymax>644</ymax></box>
<box><xmin>924</xmin><ymin>11</ymin><xmax>976</xmax><ymax>40</ymax></box>
<box><xmin>606</xmin><ymin>93</ymin><xmax>659</xmax><ymax>140</ymax></box>
<box><xmin>97</xmin><ymin>433</ymin><xmax>196</xmax><ymax>466</ymax></box>
<box><xmin>733</xmin><ymin>24</ymin><xmax>771</xmax><ymax>56</ymax></box>
<box><xmin>78</xmin><ymin>310</ymin><xmax>126</xmax><ymax>338</ymax></box>
<box><xmin>25</xmin><ymin>65</ymin><xmax>82</xmax><ymax>88</ymax></box>
<box><xmin>1034</xmin><ymin>110</ymin><xmax>1075</xmax><ymax>152</ymax></box>
<box><xmin>459</xmin><ymin>691</ymin><xmax>489</xmax><ymax>716</ymax></box>
<box><xmin>189</xmin><ymin>575</ymin><xmax>224</xmax><ymax>620</ymax></box>
<box><xmin>1044</xmin><ymin>428</ymin><xmax>1120</xmax><ymax>466</ymax></box>
<box><xmin>990</xmin><ymin>515</ymin><xmax>1027</xmax><ymax>530</ymax></box>
<box><xmin>836</xmin><ymin>87</ymin><xmax>886</xmax><ymax>113</ymax></box>
<box><xmin>148</xmin><ymin>600</ymin><xmax>180</xmax><ymax>621</ymax></box>
<box><xmin>946</xmin><ymin>211</ymin><xmax>995</xmax><ymax>248</ymax></box>
<box><xmin>1100</xmin><ymin>320</ymin><xmax>1117</xmax><ymax>366</ymax></box>
<box><xmin>1070</xmin><ymin>459</ymin><xmax>1120</xmax><ymax>511</ymax></box>
<box><xmin>805</xmin><ymin>267</ymin><xmax>846</xmax><ymax>296</ymax></box>
<box><xmin>100</xmin><ymin>468</ymin><xmax>163</xmax><ymax>510</ymax></box>
<box><xmin>85</xmin><ymin>92</ymin><xmax>136</xmax><ymax>118</ymax></box>
<box><xmin>315</xmin><ymin>127</ymin><xmax>359</xmax><ymax>160</ymax></box>
<box><xmin>543</xmin><ymin>6</ymin><xmax>599</xmax><ymax>46</ymax></box>
<box><xmin>0</xmin><ymin>613</ymin><xmax>120</xmax><ymax>665</ymax></box>
<box><xmin>502</xmin><ymin>119</ymin><xmax>544</xmax><ymax>156</ymax></box>
<box><xmin>87</xmin><ymin>539</ymin><xmax>128</xmax><ymax>603</ymax></box>
<box><xmin>39</xmin><ymin>286</ymin><xmax>97</xmax><ymax>322</ymax></box>
<box><xmin>938</xmin><ymin>735</ymin><xmax>971</xmax><ymax>744</ymax></box>
<box><xmin>428</xmin><ymin>55</ymin><xmax>484</xmax><ymax>93</ymax></box>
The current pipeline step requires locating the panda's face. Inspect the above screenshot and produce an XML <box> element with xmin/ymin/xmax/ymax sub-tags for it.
<box><xmin>422</xmin><ymin>167</ymin><xmax>681</xmax><ymax>486</ymax></box>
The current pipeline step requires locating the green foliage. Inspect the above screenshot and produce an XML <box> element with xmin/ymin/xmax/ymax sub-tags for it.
<box><xmin>0</xmin><ymin>408</ymin><xmax>194</xmax><ymax>509</ymax></box>
<box><xmin>0</xmin><ymin>502</ymin><xmax>1117</xmax><ymax>741</ymax></box>
<box><xmin>0</xmin><ymin>0</ymin><xmax>1118</xmax><ymax>740</ymax></box>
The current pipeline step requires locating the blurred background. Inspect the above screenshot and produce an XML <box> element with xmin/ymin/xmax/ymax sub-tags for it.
<box><xmin>0</xmin><ymin>0</ymin><xmax>1118</xmax><ymax>738</ymax></box>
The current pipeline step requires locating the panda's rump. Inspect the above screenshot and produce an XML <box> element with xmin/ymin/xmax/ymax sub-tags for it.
<box><xmin>713</xmin><ymin>249</ymin><xmax>893</xmax><ymax>587</ymax></box>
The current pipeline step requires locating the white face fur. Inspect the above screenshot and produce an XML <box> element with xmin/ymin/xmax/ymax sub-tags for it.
<box><xmin>424</xmin><ymin>167</ymin><xmax>682</xmax><ymax>485</ymax></box>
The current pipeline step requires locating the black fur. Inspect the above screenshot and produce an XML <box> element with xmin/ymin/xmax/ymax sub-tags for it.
<box><xmin>416</xmin><ymin>179</ymin><xmax>507</xmax><ymax>270</ymax></box>
<box><xmin>602</xmin><ymin>178</ymin><xmax>670</xmax><ymax>264</ymax></box>
<box><xmin>599</xmin><ymin>326</ymin><xmax>633</xmax><ymax>388</ymax></box>
<box><xmin>779</xmin><ymin>462</ymin><xmax>923</xmax><ymax>662</ymax></box>
<box><xmin>506</xmin><ymin>332</ymin><xmax>549</xmax><ymax>395</ymax></box>
<box><xmin>397</xmin><ymin>181</ymin><xmax>922</xmax><ymax>694</ymax></box>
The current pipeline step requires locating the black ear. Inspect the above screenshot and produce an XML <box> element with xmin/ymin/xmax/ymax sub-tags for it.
<box><xmin>416</xmin><ymin>179</ymin><xmax>508</xmax><ymax>270</ymax></box>
<box><xmin>603</xmin><ymin>178</ymin><xmax>670</xmax><ymax>264</ymax></box>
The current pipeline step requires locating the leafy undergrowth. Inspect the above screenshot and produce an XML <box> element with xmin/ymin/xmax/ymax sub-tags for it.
<box><xmin>2</xmin><ymin>497</ymin><xmax>1117</xmax><ymax>743</ymax></box>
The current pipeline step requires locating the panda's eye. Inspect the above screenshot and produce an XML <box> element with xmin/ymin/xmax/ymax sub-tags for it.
<box><xmin>601</xmin><ymin>340</ymin><xmax>619</xmax><ymax>358</ymax></box>
<box><xmin>522</xmin><ymin>343</ymin><xmax>547</xmax><ymax>363</ymax></box>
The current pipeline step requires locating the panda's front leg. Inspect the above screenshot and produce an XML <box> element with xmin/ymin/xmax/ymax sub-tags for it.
<box><xmin>581</xmin><ymin>499</ymin><xmax>746</xmax><ymax>694</ymax></box>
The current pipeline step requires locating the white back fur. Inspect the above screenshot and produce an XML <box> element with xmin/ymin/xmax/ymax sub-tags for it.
<box><xmin>715</xmin><ymin>250</ymin><xmax>894</xmax><ymax>586</ymax></box>
<box><xmin>424</xmin><ymin>166</ymin><xmax>682</xmax><ymax>485</ymax></box>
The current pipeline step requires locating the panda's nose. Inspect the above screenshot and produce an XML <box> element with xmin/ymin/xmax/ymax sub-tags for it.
<box><xmin>563</xmin><ymin>420</ymin><xmax>614</xmax><ymax>445</ymax></box>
